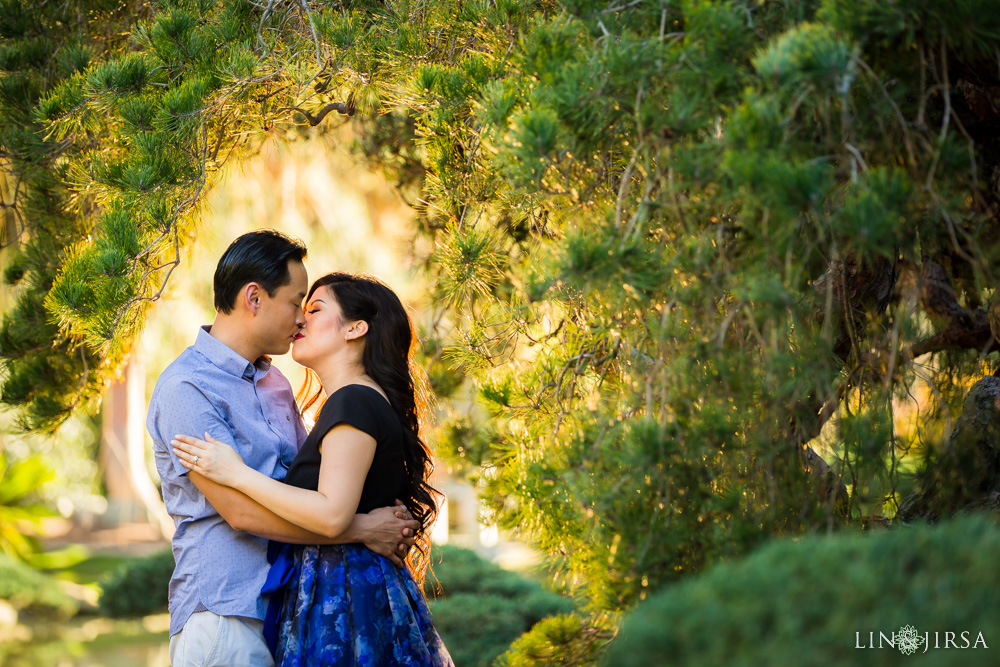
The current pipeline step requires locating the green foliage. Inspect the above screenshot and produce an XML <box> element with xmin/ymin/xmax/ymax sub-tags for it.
<box><xmin>429</xmin><ymin>544</ymin><xmax>574</xmax><ymax>667</ymax></box>
<box><xmin>432</xmin><ymin>594</ymin><xmax>531</xmax><ymax>667</ymax></box>
<box><xmin>500</xmin><ymin>613</ymin><xmax>608</xmax><ymax>667</ymax></box>
<box><xmin>0</xmin><ymin>551</ymin><xmax>78</xmax><ymax>619</ymax></box>
<box><xmin>434</xmin><ymin>415</ymin><xmax>498</xmax><ymax>469</ymax></box>
<box><xmin>606</xmin><ymin>515</ymin><xmax>1000</xmax><ymax>667</ymax></box>
<box><xmin>435</xmin><ymin>222</ymin><xmax>508</xmax><ymax>305</ymax></box>
<box><xmin>87</xmin><ymin>542</ymin><xmax>574</xmax><ymax>663</ymax></box>
<box><xmin>431</xmin><ymin>543</ymin><xmax>534</xmax><ymax>598</ymax></box>
<box><xmin>0</xmin><ymin>452</ymin><xmax>53</xmax><ymax>560</ymax></box>
<box><xmin>97</xmin><ymin>547</ymin><xmax>174</xmax><ymax>618</ymax></box>
<box><xmin>0</xmin><ymin>2</ymin><xmax>138</xmax><ymax>431</ymax></box>
<box><xmin>3</xmin><ymin>0</ymin><xmax>1000</xmax><ymax>663</ymax></box>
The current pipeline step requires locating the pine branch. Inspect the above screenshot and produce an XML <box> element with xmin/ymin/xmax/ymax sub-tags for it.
<box><xmin>287</xmin><ymin>99</ymin><xmax>355</xmax><ymax>125</ymax></box>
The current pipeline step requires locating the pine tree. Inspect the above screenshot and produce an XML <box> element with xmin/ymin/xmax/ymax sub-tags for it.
<box><xmin>3</xmin><ymin>1</ymin><xmax>1000</xmax><ymax>662</ymax></box>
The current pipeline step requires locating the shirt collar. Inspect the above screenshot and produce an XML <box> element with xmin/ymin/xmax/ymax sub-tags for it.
<box><xmin>195</xmin><ymin>325</ymin><xmax>272</xmax><ymax>382</ymax></box>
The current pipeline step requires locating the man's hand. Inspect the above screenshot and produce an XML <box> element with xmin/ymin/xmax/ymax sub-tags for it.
<box><xmin>361</xmin><ymin>501</ymin><xmax>419</xmax><ymax>567</ymax></box>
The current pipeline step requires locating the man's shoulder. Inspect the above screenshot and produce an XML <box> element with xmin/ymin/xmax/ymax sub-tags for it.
<box><xmin>150</xmin><ymin>347</ymin><xmax>226</xmax><ymax>400</ymax></box>
<box><xmin>262</xmin><ymin>362</ymin><xmax>295</xmax><ymax>388</ymax></box>
<box><xmin>151</xmin><ymin>347</ymin><xmax>194</xmax><ymax>384</ymax></box>
<box><xmin>146</xmin><ymin>349</ymin><xmax>230</xmax><ymax>437</ymax></box>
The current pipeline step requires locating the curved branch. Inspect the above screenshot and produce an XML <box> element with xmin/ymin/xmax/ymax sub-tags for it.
<box><xmin>906</xmin><ymin>259</ymin><xmax>998</xmax><ymax>360</ymax></box>
<box><xmin>287</xmin><ymin>98</ymin><xmax>356</xmax><ymax>125</ymax></box>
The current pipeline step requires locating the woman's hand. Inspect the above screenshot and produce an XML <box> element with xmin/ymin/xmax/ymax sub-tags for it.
<box><xmin>360</xmin><ymin>502</ymin><xmax>420</xmax><ymax>567</ymax></box>
<box><xmin>172</xmin><ymin>433</ymin><xmax>248</xmax><ymax>488</ymax></box>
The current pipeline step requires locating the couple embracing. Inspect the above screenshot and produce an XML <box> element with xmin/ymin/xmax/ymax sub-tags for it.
<box><xmin>147</xmin><ymin>230</ymin><xmax>454</xmax><ymax>666</ymax></box>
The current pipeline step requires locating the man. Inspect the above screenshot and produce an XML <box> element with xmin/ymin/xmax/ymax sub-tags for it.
<box><xmin>148</xmin><ymin>230</ymin><xmax>418</xmax><ymax>666</ymax></box>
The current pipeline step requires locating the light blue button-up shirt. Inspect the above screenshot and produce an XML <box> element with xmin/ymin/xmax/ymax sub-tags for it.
<box><xmin>147</xmin><ymin>326</ymin><xmax>308</xmax><ymax>636</ymax></box>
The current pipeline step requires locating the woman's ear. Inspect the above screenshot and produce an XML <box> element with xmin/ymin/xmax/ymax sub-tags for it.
<box><xmin>244</xmin><ymin>283</ymin><xmax>261</xmax><ymax>315</ymax></box>
<box><xmin>345</xmin><ymin>320</ymin><xmax>369</xmax><ymax>341</ymax></box>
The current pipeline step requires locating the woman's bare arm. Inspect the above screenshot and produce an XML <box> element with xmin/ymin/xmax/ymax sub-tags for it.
<box><xmin>174</xmin><ymin>425</ymin><xmax>375</xmax><ymax>539</ymax></box>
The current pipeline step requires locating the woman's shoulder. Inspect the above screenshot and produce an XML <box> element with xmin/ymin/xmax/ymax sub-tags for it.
<box><xmin>327</xmin><ymin>383</ymin><xmax>392</xmax><ymax>408</ymax></box>
<box><xmin>316</xmin><ymin>383</ymin><xmax>395</xmax><ymax>426</ymax></box>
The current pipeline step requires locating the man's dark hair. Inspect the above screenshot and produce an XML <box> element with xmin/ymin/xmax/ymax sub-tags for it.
<box><xmin>213</xmin><ymin>229</ymin><xmax>307</xmax><ymax>314</ymax></box>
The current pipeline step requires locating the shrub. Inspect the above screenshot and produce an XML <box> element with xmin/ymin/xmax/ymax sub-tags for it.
<box><xmin>432</xmin><ymin>593</ymin><xmax>530</xmax><ymax>666</ymax></box>
<box><xmin>429</xmin><ymin>543</ymin><xmax>536</xmax><ymax>599</ymax></box>
<box><xmin>429</xmin><ymin>544</ymin><xmax>575</xmax><ymax>667</ymax></box>
<box><xmin>606</xmin><ymin>515</ymin><xmax>1000</xmax><ymax>667</ymax></box>
<box><xmin>0</xmin><ymin>453</ymin><xmax>53</xmax><ymax>561</ymax></box>
<box><xmin>0</xmin><ymin>552</ymin><xmax>77</xmax><ymax>619</ymax></box>
<box><xmin>91</xmin><ymin>540</ymin><xmax>575</xmax><ymax>666</ymax></box>
<box><xmin>98</xmin><ymin>547</ymin><xmax>173</xmax><ymax>618</ymax></box>
<box><xmin>499</xmin><ymin>613</ymin><xmax>606</xmax><ymax>667</ymax></box>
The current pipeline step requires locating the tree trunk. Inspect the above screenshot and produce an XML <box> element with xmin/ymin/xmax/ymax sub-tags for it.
<box><xmin>100</xmin><ymin>353</ymin><xmax>175</xmax><ymax>539</ymax></box>
<box><xmin>898</xmin><ymin>374</ymin><xmax>1000</xmax><ymax>521</ymax></box>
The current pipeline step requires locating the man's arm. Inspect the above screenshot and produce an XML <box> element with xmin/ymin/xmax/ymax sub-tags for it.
<box><xmin>149</xmin><ymin>378</ymin><xmax>417</xmax><ymax>565</ymax></box>
<box><xmin>189</xmin><ymin>472</ymin><xmax>417</xmax><ymax>566</ymax></box>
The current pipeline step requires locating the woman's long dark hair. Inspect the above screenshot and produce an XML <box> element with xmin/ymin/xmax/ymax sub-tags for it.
<box><xmin>297</xmin><ymin>272</ymin><xmax>440</xmax><ymax>579</ymax></box>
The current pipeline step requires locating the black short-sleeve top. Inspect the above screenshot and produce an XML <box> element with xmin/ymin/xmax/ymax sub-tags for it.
<box><xmin>282</xmin><ymin>384</ymin><xmax>407</xmax><ymax>514</ymax></box>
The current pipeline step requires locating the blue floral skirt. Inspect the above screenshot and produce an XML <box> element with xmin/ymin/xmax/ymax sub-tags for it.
<box><xmin>269</xmin><ymin>543</ymin><xmax>453</xmax><ymax>667</ymax></box>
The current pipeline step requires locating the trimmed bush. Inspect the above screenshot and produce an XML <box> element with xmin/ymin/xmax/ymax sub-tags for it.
<box><xmin>606</xmin><ymin>516</ymin><xmax>1000</xmax><ymax>667</ymax></box>
<box><xmin>500</xmin><ymin>613</ymin><xmax>606</xmax><ymax>667</ymax></box>
<box><xmin>432</xmin><ymin>593</ymin><xmax>532</xmax><ymax>666</ymax></box>
<box><xmin>98</xmin><ymin>547</ymin><xmax>173</xmax><ymax>617</ymax></box>
<box><xmin>0</xmin><ymin>552</ymin><xmax>78</xmax><ymax>619</ymax></box>
<box><xmin>429</xmin><ymin>543</ymin><xmax>536</xmax><ymax>598</ymax></box>
<box><xmin>90</xmin><ymin>541</ymin><xmax>573</xmax><ymax>666</ymax></box>
<box><xmin>429</xmin><ymin>544</ymin><xmax>575</xmax><ymax>667</ymax></box>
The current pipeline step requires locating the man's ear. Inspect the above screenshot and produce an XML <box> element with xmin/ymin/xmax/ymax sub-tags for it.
<box><xmin>243</xmin><ymin>283</ymin><xmax>262</xmax><ymax>315</ymax></box>
<box><xmin>345</xmin><ymin>320</ymin><xmax>369</xmax><ymax>341</ymax></box>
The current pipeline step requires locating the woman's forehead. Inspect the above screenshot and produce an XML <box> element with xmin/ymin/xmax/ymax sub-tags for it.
<box><xmin>307</xmin><ymin>284</ymin><xmax>335</xmax><ymax>304</ymax></box>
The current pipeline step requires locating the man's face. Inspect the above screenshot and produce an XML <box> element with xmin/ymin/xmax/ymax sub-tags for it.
<box><xmin>255</xmin><ymin>260</ymin><xmax>308</xmax><ymax>355</ymax></box>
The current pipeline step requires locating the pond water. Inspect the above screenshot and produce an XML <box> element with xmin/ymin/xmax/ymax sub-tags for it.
<box><xmin>1</xmin><ymin>615</ymin><xmax>169</xmax><ymax>667</ymax></box>
<box><xmin>3</xmin><ymin>637</ymin><xmax>169</xmax><ymax>667</ymax></box>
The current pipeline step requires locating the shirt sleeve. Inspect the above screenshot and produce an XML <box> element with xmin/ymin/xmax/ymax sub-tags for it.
<box><xmin>312</xmin><ymin>386</ymin><xmax>385</xmax><ymax>445</ymax></box>
<box><xmin>147</xmin><ymin>376</ymin><xmax>238</xmax><ymax>479</ymax></box>
<box><xmin>292</xmin><ymin>406</ymin><xmax>309</xmax><ymax>451</ymax></box>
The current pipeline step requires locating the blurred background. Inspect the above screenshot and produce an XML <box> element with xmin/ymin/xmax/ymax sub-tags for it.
<box><xmin>0</xmin><ymin>128</ymin><xmax>548</xmax><ymax>666</ymax></box>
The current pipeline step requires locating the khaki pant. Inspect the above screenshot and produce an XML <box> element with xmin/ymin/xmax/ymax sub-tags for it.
<box><xmin>169</xmin><ymin>610</ymin><xmax>274</xmax><ymax>666</ymax></box>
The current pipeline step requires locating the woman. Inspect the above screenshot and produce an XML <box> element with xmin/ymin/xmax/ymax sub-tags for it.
<box><xmin>172</xmin><ymin>272</ymin><xmax>453</xmax><ymax>666</ymax></box>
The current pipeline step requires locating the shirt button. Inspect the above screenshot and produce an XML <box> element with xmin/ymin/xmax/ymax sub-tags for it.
<box><xmin>286</xmin><ymin>416</ymin><xmax>290</xmax><ymax>421</ymax></box>
<box><xmin>267</xmin><ymin>420</ymin><xmax>271</xmax><ymax>424</ymax></box>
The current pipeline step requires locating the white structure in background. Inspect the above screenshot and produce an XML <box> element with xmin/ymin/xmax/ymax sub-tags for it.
<box><xmin>429</xmin><ymin>473</ymin><xmax>537</xmax><ymax>570</ymax></box>
<box><xmin>99</xmin><ymin>353</ymin><xmax>174</xmax><ymax>540</ymax></box>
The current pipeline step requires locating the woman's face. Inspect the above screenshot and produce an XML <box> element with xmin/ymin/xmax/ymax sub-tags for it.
<box><xmin>291</xmin><ymin>285</ymin><xmax>348</xmax><ymax>368</ymax></box>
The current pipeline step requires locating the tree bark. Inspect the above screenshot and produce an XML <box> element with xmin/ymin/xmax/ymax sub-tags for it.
<box><xmin>784</xmin><ymin>252</ymin><xmax>899</xmax><ymax>514</ymax></box>
<box><xmin>907</xmin><ymin>259</ymin><xmax>997</xmax><ymax>360</ymax></box>
<box><xmin>898</xmin><ymin>374</ymin><xmax>1000</xmax><ymax>521</ymax></box>
<box><xmin>100</xmin><ymin>354</ymin><xmax>175</xmax><ymax>540</ymax></box>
